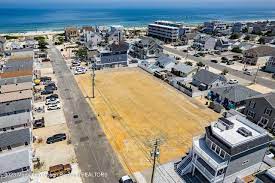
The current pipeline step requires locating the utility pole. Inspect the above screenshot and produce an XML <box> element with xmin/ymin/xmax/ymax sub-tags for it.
<box><xmin>150</xmin><ymin>139</ymin><xmax>160</xmax><ymax>183</ymax></box>
<box><xmin>253</xmin><ymin>65</ymin><xmax>260</xmax><ymax>84</ymax></box>
<box><xmin>92</xmin><ymin>65</ymin><xmax>95</xmax><ymax>98</ymax></box>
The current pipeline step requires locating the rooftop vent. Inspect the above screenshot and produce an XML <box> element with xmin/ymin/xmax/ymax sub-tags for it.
<box><xmin>237</xmin><ymin>127</ymin><xmax>252</xmax><ymax>137</ymax></box>
<box><xmin>216</xmin><ymin>117</ymin><xmax>234</xmax><ymax>131</ymax></box>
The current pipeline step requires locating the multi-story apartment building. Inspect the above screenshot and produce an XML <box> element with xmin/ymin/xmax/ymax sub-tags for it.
<box><xmin>148</xmin><ymin>21</ymin><xmax>180</xmax><ymax>43</ymax></box>
<box><xmin>203</xmin><ymin>21</ymin><xmax>227</xmax><ymax>34</ymax></box>
<box><xmin>175</xmin><ymin>111</ymin><xmax>272</xmax><ymax>183</ymax></box>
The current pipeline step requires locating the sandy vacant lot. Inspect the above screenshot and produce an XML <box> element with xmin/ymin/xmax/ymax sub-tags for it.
<box><xmin>75</xmin><ymin>68</ymin><xmax>219</xmax><ymax>173</ymax></box>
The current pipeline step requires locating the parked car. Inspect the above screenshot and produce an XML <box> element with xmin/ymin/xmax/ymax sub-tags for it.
<box><xmin>40</xmin><ymin>76</ymin><xmax>52</xmax><ymax>82</ymax></box>
<box><xmin>243</xmin><ymin>70</ymin><xmax>253</xmax><ymax>76</ymax></box>
<box><xmin>226</xmin><ymin>61</ymin><xmax>234</xmax><ymax>65</ymax></box>
<box><xmin>46</xmin><ymin>98</ymin><xmax>60</xmax><ymax>105</ymax></box>
<box><xmin>71</xmin><ymin>61</ymin><xmax>81</xmax><ymax>67</ymax></box>
<box><xmin>119</xmin><ymin>175</ymin><xmax>135</xmax><ymax>183</ymax></box>
<box><xmin>45</xmin><ymin>85</ymin><xmax>57</xmax><ymax>91</ymax></box>
<box><xmin>47</xmin><ymin>104</ymin><xmax>61</xmax><ymax>111</ymax></box>
<box><xmin>193</xmin><ymin>53</ymin><xmax>200</xmax><ymax>57</ymax></box>
<box><xmin>46</xmin><ymin>94</ymin><xmax>59</xmax><ymax>100</ymax></box>
<box><xmin>74</xmin><ymin>69</ymin><xmax>86</xmax><ymax>75</ymax></box>
<box><xmin>33</xmin><ymin>117</ymin><xmax>45</xmax><ymax>129</ymax></box>
<box><xmin>211</xmin><ymin>59</ymin><xmax>218</xmax><ymax>63</ymax></box>
<box><xmin>41</xmin><ymin>90</ymin><xmax>54</xmax><ymax>95</ymax></box>
<box><xmin>48</xmin><ymin>164</ymin><xmax>72</xmax><ymax>179</ymax></box>
<box><xmin>228</xmin><ymin>79</ymin><xmax>238</xmax><ymax>84</ymax></box>
<box><xmin>46</xmin><ymin>133</ymin><xmax>66</xmax><ymax>144</ymax></box>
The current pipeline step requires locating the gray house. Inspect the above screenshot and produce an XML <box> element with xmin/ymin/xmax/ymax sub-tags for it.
<box><xmin>242</xmin><ymin>46</ymin><xmax>275</xmax><ymax>65</ymax></box>
<box><xmin>155</xmin><ymin>55</ymin><xmax>176</xmax><ymax>71</ymax></box>
<box><xmin>129</xmin><ymin>37</ymin><xmax>163</xmax><ymax>59</ymax></box>
<box><xmin>192</xmin><ymin>69</ymin><xmax>227</xmax><ymax>91</ymax></box>
<box><xmin>215</xmin><ymin>38</ymin><xmax>230</xmax><ymax>52</ymax></box>
<box><xmin>265</xmin><ymin>56</ymin><xmax>275</xmax><ymax>73</ymax></box>
<box><xmin>171</xmin><ymin>63</ymin><xmax>197</xmax><ymax>77</ymax></box>
<box><xmin>95</xmin><ymin>41</ymin><xmax>129</xmax><ymax>69</ymax></box>
<box><xmin>242</xmin><ymin>92</ymin><xmax>275</xmax><ymax>132</ymax></box>
<box><xmin>208</xmin><ymin>85</ymin><xmax>261</xmax><ymax>110</ymax></box>
<box><xmin>176</xmin><ymin>111</ymin><xmax>272</xmax><ymax>183</ymax></box>
<box><xmin>192</xmin><ymin>34</ymin><xmax>217</xmax><ymax>51</ymax></box>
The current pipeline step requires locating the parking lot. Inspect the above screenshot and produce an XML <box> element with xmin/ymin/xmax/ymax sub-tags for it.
<box><xmin>31</xmin><ymin>56</ymin><xmax>82</xmax><ymax>183</ymax></box>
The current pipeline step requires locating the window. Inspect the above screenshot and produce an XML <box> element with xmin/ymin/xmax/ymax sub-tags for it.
<box><xmin>215</xmin><ymin>146</ymin><xmax>220</xmax><ymax>154</ymax></box>
<box><xmin>264</xmin><ymin>108</ymin><xmax>272</xmax><ymax>116</ymax></box>
<box><xmin>24</xmin><ymin>142</ymin><xmax>28</xmax><ymax>146</ymax></box>
<box><xmin>7</xmin><ymin>146</ymin><xmax>11</xmax><ymax>150</ymax></box>
<box><xmin>220</xmin><ymin>150</ymin><xmax>225</xmax><ymax>159</ymax></box>
<box><xmin>211</xmin><ymin>143</ymin><xmax>216</xmax><ymax>151</ymax></box>
<box><xmin>242</xmin><ymin>160</ymin><xmax>249</xmax><ymax>165</ymax></box>
<box><xmin>247</xmin><ymin>110</ymin><xmax>255</xmax><ymax>118</ymax></box>
<box><xmin>249</xmin><ymin>101</ymin><xmax>256</xmax><ymax>108</ymax></box>
<box><xmin>258</xmin><ymin>117</ymin><xmax>269</xmax><ymax>128</ymax></box>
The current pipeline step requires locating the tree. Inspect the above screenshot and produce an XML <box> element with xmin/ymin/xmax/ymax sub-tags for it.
<box><xmin>229</xmin><ymin>33</ymin><xmax>240</xmax><ymax>40</ymax></box>
<box><xmin>244</xmin><ymin>35</ymin><xmax>250</xmax><ymax>41</ymax></box>
<box><xmin>185</xmin><ymin>61</ymin><xmax>193</xmax><ymax>66</ymax></box>
<box><xmin>76</xmin><ymin>48</ymin><xmax>88</xmax><ymax>60</ymax></box>
<box><xmin>242</xmin><ymin>27</ymin><xmax>248</xmax><ymax>33</ymax></box>
<box><xmin>231</xmin><ymin>47</ymin><xmax>242</xmax><ymax>53</ymax></box>
<box><xmin>197</xmin><ymin>61</ymin><xmax>205</xmax><ymax>67</ymax></box>
<box><xmin>221</xmin><ymin>69</ymin><xmax>229</xmax><ymax>75</ymax></box>
<box><xmin>38</xmin><ymin>39</ymin><xmax>48</xmax><ymax>49</ymax></box>
<box><xmin>258</xmin><ymin>37</ymin><xmax>266</xmax><ymax>44</ymax></box>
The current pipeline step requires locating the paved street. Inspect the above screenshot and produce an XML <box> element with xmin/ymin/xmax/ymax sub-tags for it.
<box><xmin>163</xmin><ymin>46</ymin><xmax>275</xmax><ymax>89</ymax></box>
<box><xmin>48</xmin><ymin>43</ymin><xmax>125</xmax><ymax>183</ymax></box>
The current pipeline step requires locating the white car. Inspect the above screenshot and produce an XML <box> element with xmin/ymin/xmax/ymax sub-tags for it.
<box><xmin>119</xmin><ymin>175</ymin><xmax>134</xmax><ymax>183</ymax></box>
<box><xmin>228</xmin><ymin>79</ymin><xmax>238</xmax><ymax>84</ymax></box>
<box><xmin>47</xmin><ymin>104</ymin><xmax>61</xmax><ymax>111</ymax></box>
<box><xmin>76</xmin><ymin>66</ymin><xmax>87</xmax><ymax>72</ymax></box>
<box><xmin>45</xmin><ymin>98</ymin><xmax>60</xmax><ymax>105</ymax></box>
<box><xmin>74</xmin><ymin>70</ymin><xmax>85</xmax><ymax>75</ymax></box>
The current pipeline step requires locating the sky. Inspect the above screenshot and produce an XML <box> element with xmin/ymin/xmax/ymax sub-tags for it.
<box><xmin>0</xmin><ymin>0</ymin><xmax>275</xmax><ymax>9</ymax></box>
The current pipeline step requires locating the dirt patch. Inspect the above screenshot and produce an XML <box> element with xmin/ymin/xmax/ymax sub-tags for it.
<box><xmin>75</xmin><ymin>68</ymin><xmax>219</xmax><ymax>173</ymax></box>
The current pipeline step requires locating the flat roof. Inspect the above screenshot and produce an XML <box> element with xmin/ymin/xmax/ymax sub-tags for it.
<box><xmin>0</xmin><ymin>112</ymin><xmax>31</xmax><ymax>129</ymax></box>
<box><xmin>211</xmin><ymin>115</ymin><xmax>266</xmax><ymax>147</ymax></box>
<box><xmin>0</xmin><ymin>82</ymin><xmax>33</xmax><ymax>93</ymax></box>
<box><xmin>0</xmin><ymin>90</ymin><xmax>32</xmax><ymax>103</ymax></box>
<box><xmin>149</xmin><ymin>23</ymin><xmax>179</xmax><ymax>30</ymax></box>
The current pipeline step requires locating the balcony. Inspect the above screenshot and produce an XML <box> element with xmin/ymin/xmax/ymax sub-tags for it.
<box><xmin>193</xmin><ymin>136</ymin><xmax>228</xmax><ymax>170</ymax></box>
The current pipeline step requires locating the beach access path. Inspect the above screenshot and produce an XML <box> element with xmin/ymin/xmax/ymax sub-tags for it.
<box><xmin>48</xmin><ymin>42</ymin><xmax>125</xmax><ymax>183</ymax></box>
<box><xmin>163</xmin><ymin>46</ymin><xmax>275</xmax><ymax>89</ymax></box>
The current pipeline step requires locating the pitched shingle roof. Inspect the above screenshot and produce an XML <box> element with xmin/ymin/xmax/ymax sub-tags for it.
<box><xmin>193</xmin><ymin>69</ymin><xmax>227</xmax><ymax>85</ymax></box>
<box><xmin>0</xmin><ymin>112</ymin><xmax>31</xmax><ymax>129</ymax></box>
<box><xmin>211</xmin><ymin>85</ymin><xmax>261</xmax><ymax>103</ymax></box>
<box><xmin>172</xmin><ymin>63</ymin><xmax>196</xmax><ymax>74</ymax></box>
<box><xmin>109</xmin><ymin>41</ymin><xmax>129</xmax><ymax>52</ymax></box>
<box><xmin>0</xmin><ymin>147</ymin><xmax>31</xmax><ymax>174</ymax></box>
<box><xmin>248</xmin><ymin>92</ymin><xmax>275</xmax><ymax>108</ymax></box>
<box><xmin>0</xmin><ymin>99</ymin><xmax>32</xmax><ymax>117</ymax></box>
<box><xmin>0</xmin><ymin>128</ymin><xmax>31</xmax><ymax>149</ymax></box>
<box><xmin>156</xmin><ymin>55</ymin><xmax>176</xmax><ymax>66</ymax></box>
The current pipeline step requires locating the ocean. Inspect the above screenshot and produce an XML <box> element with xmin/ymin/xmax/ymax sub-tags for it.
<box><xmin>0</xmin><ymin>8</ymin><xmax>275</xmax><ymax>33</ymax></box>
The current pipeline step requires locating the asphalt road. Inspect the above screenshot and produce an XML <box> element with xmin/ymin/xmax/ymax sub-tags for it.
<box><xmin>163</xmin><ymin>46</ymin><xmax>275</xmax><ymax>89</ymax></box>
<box><xmin>48</xmin><ymin>43</ymin><xmax>125</xmax><ymax>183</ymax></box>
